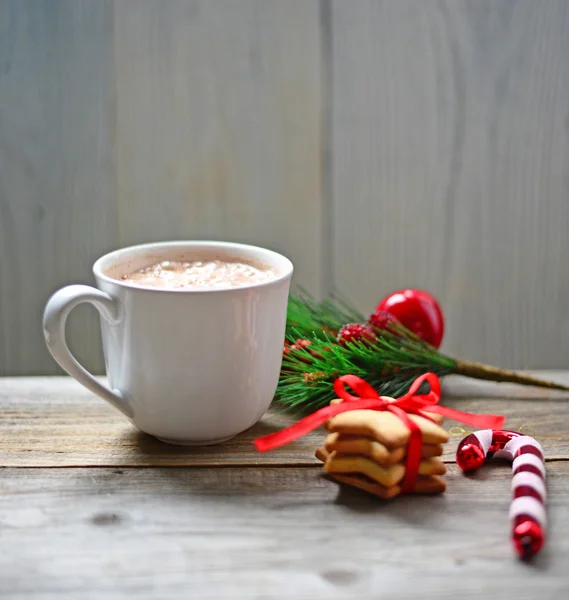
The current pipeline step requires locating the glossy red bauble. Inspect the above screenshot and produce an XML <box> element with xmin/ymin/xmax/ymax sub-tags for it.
<box><xmin>373</xmin><ymin>289</ymin><xmax>445</xmax><ymax>348</ymax></box>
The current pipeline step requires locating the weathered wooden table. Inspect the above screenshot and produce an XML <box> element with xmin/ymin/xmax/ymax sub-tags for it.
<box><xmin>1</xmin><ymin>373</ymin><xmax>569</xmax><ymax>599</ymax></box>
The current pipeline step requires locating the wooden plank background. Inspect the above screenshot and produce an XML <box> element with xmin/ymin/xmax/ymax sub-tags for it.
<box><xmin>331</xmin><ymin>0</ymin><xmax>569</xmax><ymax>370</ymax></box>
<box><xmin>1</xmin><ymin>0</ymin><xmax>569</xmax><ymax>375</ymax></box>
<box><xmin>0</xmin><ymin>0</ymin><xmax>118</xmax><ymax>375</ymax></box>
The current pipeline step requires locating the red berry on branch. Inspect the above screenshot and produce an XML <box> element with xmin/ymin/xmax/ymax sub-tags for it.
<box><xmin>337</xmin><ymin>323</ymin><xmax>376</xmax><ymax>347</ymax></box>
<box><xmin>283</xmin><ymin>338</ymin><xmax>319</xmax><ymax>364</ymax></box>
<box><xmin>294</xmin><ymin>339</ymin><xmax>312</xmax><ymax>349</ymax></box>
<box><xmin>283</xmin><ymin>339</ymin><xmax>311</xmax><ymax>355</ymax></box>
<box><xmin>368</xmin><ymin>310</ymin><xmax>399</xmax><ymax>332</ymax></box>
<box><xmin>375</xmin><ymin>289</ymin><xmax>445</xmax><ymax>348</ymax></box>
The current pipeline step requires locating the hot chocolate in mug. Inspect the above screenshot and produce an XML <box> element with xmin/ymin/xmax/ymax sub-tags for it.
<box><xmin>43</xmin><ymin>241</ymin><xmax>293</xmax><ymax>445</ymax></box>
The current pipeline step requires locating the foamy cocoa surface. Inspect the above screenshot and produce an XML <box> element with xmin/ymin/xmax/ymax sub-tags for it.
<box><xmin>120</xmin><ymin>259</ymin><xmax>276</xmax><ymax>290</ymax></box>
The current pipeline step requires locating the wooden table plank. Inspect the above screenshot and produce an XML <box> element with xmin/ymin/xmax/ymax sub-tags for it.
<box><xmin>442</xmin><ymin>372</ymin><xmax>569</xmax><ymax>461</ymax></box>
<box><xmin>1</xmin><ymin>373</ymin><xmax>569</xmax><ymax>467</ymax></box>
<box><xmin>0</xmin><ymin>376</ymin><xmax>320</xmax><ymax>467</ymax></box>
<box><xmin>1</xmin><ymin>463</ymin><xmax>568</xmax><ymax>599</ymax></box>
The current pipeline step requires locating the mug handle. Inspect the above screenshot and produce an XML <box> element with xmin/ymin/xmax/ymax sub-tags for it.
<box><xmin>43</xmin><ymin>285</ymin><xmax>133</xmax><ymax>418</ymax></box>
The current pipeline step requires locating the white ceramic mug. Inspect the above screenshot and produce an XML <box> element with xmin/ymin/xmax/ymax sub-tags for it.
<box><xmin>43</xmin><ymin>241</ymin><xmax>293</xmax><ymax>445</ymax></box>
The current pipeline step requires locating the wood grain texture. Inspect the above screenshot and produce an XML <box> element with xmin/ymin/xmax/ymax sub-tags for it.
<box><xmin>0</xmin><ymin>376</ymin><xmax>322</xmax><ymax>466</ymax></box>
<box><xmin>331</xmin><ymin>0</ymin><xmax>569</xmax><ymax>370</ymax></box>
<box><xmin>0</xmin><ymin>0</ymin><xmax>117</xmax><ymax>376</ymax></box>
<box><xmin>114</xmin><ymin>0</ymin><xmax>323</xmax><ymax>296</ymax></box>
<box><xmin>1</xmin><ymin>463</ymin><xmax>568</xmax><ymax>599</ymax></box>
<box><xmin>1</xmin><ymin>373</ymin><xmax>568</xmax><ymax>467</ymax></box>
<box><xmin>0</xmin><ymin>0</ymin><xmax>322</xmax><ymax>376</ymax></box>
<box><xmin>3</xmin><ymin>0</ymin><xmax>569</xmax><ymax>382</ymax></box>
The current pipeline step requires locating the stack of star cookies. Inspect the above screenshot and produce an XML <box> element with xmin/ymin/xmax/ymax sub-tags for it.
<box><xmin>315</xmin><ymin>399</ymin><xmax>449</xmax><ymax>499</ymax></box>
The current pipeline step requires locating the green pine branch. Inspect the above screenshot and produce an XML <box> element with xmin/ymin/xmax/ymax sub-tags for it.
<box><xmin>276</xmin><ymin>289</ymin><xmax>569</xmax><ymax>413</ymax></box>
<box><xmin>277</xmin><ymin>290</ymin><xmax>457</xmax><ymax>411</ymax></box>
<box><xmin>285</xmin><ymin>287</ymin><xmax>365</xmax><ymax>340</ymax></box>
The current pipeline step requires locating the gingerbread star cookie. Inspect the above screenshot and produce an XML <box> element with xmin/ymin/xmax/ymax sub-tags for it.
<box><xmin>315</xmin><ymin>446</ymin><xmax>446</xmax><ymax>498</ymax></box>
<box><xmin>322</xmin><ymin>450</ymin><xmax>446</xmax><ymax>487</ymax></box>
<box><xmin>325</xmin><ymin>409</ymin><xmax>449</xmax><ymax>449</ymax></box>
<box><xmin>324</xmin><ymin>432</ymin><xmax>443</xmax><ymax>467</ymax></box>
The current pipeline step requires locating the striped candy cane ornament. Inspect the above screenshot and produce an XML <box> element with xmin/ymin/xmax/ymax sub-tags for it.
<box><xmin>456</xmin><ymin>430</ymin><xmax>546</xmax><ymax>559</ymax></box>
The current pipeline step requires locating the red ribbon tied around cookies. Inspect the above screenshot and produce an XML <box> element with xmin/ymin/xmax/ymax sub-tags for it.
<box><xmin>254</xmin><ymin>373</ymin><xmax>504</xmax><ymax>494</ymax></box>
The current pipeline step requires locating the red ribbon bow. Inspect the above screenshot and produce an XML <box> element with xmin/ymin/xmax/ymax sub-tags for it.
<box><xmin>255</xmin><ymin>373</ymin><xmax>505</xmax><ymax>494</ymax></box>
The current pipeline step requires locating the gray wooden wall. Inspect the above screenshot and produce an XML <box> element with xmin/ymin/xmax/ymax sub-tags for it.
<box><xmin>1</xmin><ymin>0</ymin><xmax>569</xmax><ymax>376</ymax></box>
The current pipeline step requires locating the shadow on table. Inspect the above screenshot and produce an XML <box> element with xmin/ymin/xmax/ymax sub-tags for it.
<box><xmin>114</xmin><ymin>407</ymin><xmax>321</xmax><ymax>467</ymax></box>
<box><xmin>124</xmin><ymin>417</ymin><xmax>284</xmax><ymax>452</ymax></box>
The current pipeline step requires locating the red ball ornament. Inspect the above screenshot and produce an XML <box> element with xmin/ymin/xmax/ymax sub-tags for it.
<box><xmin>374</xmin><ymin>289</ymin><xmax>445</xmax><ymax>348</ymax></box>
<box><xmin>337</xmin><ymin>323</ymin><xmax>376</xmax><ymax>347</ymax></box>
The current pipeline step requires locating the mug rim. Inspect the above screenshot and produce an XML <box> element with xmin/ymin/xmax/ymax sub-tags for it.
<box><xmin>92</xmin><ymin>240</ymin><xmax>294</xmax><ymax>293</ymax></box>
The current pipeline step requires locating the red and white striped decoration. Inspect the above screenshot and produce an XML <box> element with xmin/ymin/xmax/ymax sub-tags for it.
<box><xmin>456</xmin><ymin>429</ymin><xmax>546</xmax><ymax>559</ymax></box>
